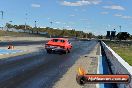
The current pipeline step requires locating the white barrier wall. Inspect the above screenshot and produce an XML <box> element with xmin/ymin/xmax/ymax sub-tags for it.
<box><xmin>101</xmin><ymin>41</ymin><xmax>132</xmax><ymax>88</ymax></box>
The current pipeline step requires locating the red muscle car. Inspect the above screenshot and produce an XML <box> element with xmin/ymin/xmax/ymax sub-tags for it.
<box><xmin>45</xmin><ymin>38</ymin><xmax>72</xmax><ymax>54</ymax></box>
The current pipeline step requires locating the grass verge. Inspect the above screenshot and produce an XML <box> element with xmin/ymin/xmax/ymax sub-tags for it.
<box><xmin>104</xmin><ymin>40</ymin><xmax>132</xmax><ymax>66</ymax></box>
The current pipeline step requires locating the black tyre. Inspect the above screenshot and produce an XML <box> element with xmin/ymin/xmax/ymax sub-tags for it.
<box><xmin>68</xmin><ymin>49</ymin><xmax>70</xmax><ymax>53</ymax></box>
<box><xmin>64</xmin><ymin>49</ymin><xmax>68</xmax><ymax>54</ymax></box>
<box><xmin>47</xmin><ymin>50</ymin><xmax>52</xmax><ymax>54</ymax></box>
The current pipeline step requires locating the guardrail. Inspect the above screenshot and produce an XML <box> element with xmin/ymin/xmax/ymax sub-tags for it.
<box><xmin>101</xmin><ymin>41</ymin><xmax>132</xmax><ymax>88</ymax></box>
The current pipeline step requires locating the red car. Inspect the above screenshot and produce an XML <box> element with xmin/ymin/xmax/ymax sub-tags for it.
<box><xmin>45</xmin><ymin>38</ymin><xmax>72</xmax><ymax>54</ymax></box>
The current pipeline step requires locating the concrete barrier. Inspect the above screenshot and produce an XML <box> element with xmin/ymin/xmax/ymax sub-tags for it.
<box><xmin>101</xmin><ymin>41</ymin><xmax>132</xmax><ymax>88</ymax></box>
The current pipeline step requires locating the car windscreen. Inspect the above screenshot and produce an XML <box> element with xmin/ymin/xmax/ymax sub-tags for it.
<box><xmin>52</xmin><ymin>39</ymin><xmax>65</xmax><ymax>43</ymax></box>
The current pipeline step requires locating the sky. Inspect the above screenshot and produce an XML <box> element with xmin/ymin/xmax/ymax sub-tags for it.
<box><xmin>0</xmin><ymin>0</ymin><xmax>132</xmax><ymax>35</ymax></box>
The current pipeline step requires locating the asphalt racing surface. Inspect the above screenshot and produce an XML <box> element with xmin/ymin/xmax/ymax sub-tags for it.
<box><xmin>0</xmin><ymin>40</ymin><xmax>98</xmax><ymax>88</ymax></box>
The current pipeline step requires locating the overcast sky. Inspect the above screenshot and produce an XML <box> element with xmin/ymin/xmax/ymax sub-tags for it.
<box><xmin>0</xmin><ymin>0</ymin><xmax>132</xmax><ymax>35</ymax></box>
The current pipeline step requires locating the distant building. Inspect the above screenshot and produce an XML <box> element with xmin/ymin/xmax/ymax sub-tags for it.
<box><xmin>106</xmin><ymin>31</ymin><xmax>116</xmax><ymax>40</ymax></box>
<box><xmin>111</xmin><ymin>31</ymin><xmax>116</xmax><ymax>40</ymax></box>
<box><xmin>106</xmin><ymin>31</ymin><xmax>110</xmax><ymax>39</ymax></box>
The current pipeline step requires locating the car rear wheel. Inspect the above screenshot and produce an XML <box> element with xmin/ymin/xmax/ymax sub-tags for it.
<box><xmin>68</xmin><ymin>49</ymin><xmax>70</xmax><ymax>53</ymax></box>
<box><xmin>63</xmin><ymin>49</ymin><xmax>68</xmax><ymax>54</ymax></box>
<box><xmin>47</xmin><ymin>50</ymin><xmax>52</xmax><ymax>54</ymax></box>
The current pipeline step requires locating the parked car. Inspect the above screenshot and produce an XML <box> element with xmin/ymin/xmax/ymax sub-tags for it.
<box><xmin>45</xmin><ymin>38</ymin><xmax>72</xmax><ymax>54</ymax></box>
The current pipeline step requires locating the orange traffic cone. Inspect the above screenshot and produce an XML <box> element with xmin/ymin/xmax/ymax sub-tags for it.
<box><xmin>8</xmin><ymin>45</ymin><xmax>14</xmax><ymax>49</ymax></box>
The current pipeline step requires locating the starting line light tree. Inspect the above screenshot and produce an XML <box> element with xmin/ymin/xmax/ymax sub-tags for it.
<box><xmin>106</xmin><ymin>30</ymin><xmax>116</xmax><ymax>40</ymax></box>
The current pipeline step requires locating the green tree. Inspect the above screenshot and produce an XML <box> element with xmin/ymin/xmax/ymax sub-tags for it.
<box><xmin>97</xmin><ymin>35</ymin><xmax>103</xmax><ymax>39</ymax></box>
<box><xmin>87</xmin><ymin>32</ymin><xmax>94</xmax><ymax>39</ymax></box>
<box><xmin>6</xmin><ymin>24</ymin><xmax>95</xmax><ymax>38</ymax></box>
<box><xmin>6</xmin><ymin>23</ymin><xmax>13</xmax><ymax>28</ymax></box>
<box><xmin>116</xmin><ymin>32</ymin><xmax>130</xmax><ymax>40</ymax></box>
<box><xmin>130</xmin><ymin>35</ymin><xmax>132</xmax><ymax>40</ymax></box>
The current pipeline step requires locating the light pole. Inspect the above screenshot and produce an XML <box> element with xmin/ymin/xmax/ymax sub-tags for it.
<box><xmin>35</xmin><ymin>21</ymin><xmax>38</xmax><ymax>34</ymax></box>
<box><xmin>0</xmin><ymin>11</ymin><xmax>4</xmax><ymax>30</ymax></box>
<box><xmin>119</xmin><ymin>26</ymin><xmax>121</xmax><ymax>33</ymax></box>
<box><xmin>50</xmin><ymin>21</ymin><xmax>53</xmax><ymax>28</ymax></box>
<box><xmin>25</xmin><ymin>13</ymin><xmax>28</xmax><ymax>32</ymax></box>
<box><xmin>35</xmin><ymin>21</ymin><xmax>37</xmax><ymax>28</ymax></box>
<box><xmin>85</xmin><ymin>27</ymin><xmax>87</xmax><ymax>38</ymax></box>
<box><xmin>9</xmin><ymin>21</ymin><xmax>13</xmax><ymax>31</ymax></box>
<box><xmin>0</xmin><ymin>11</ymin><xmax>4</xmax><ymax>19</ymax></box>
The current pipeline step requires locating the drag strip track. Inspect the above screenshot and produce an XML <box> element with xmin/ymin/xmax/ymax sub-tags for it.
<box><xmin>0</xmin><ymin>40</ymin><xmax>97</xmax><ymax>88</ymax></box>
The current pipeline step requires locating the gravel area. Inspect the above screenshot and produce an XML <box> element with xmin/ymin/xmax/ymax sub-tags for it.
<box><xmin>53</xmin><ymin>43</ymin><xmax>100</xmax><ymax>88</ymax></box>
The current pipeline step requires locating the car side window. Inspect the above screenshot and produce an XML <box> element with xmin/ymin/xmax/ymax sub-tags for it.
<box><xmin>51</xmin><ymin>39</ymin><xmax>66</xmax><ymax>43</ymax></box>
<box><xmin>68</xmin><ymin>41</ymin><xmax>71</xmax><ymax>44</ymax></box>
<box><xmin>60</xmin><ymin>40</ymin><xmax>65</xmax><ymax>43</ymax></box>
<box><xmin>52</xmin><ymin>39</ymin><xmax>59</xmax><ymax>42</ymax></box>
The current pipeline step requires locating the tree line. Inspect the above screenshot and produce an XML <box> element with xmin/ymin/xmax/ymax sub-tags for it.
<box><xmin>97</xmin><ymin>32</ymin><xmax>132</xmax><ymax>40</ymax></box>
<box><xmin>5</xmin><ymin>23</ymin><xmax>95</xmax><ymax>38</ymax></box>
